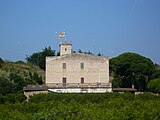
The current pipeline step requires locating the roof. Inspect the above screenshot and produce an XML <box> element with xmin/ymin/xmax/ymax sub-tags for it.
<box><xmin>60</xmin><ymin>41</ymin><xmax>72</xmax><ymax>45</ymax></box>
<box><xmin>46</xmin><ymin>53</ymin><xmax>109</xmax><ymax>62</ymax></box>
<box><xmin>23</xmin><ymin>84</ymin><xmax>48</xmax><ymax>91</ymax></box>
<box><xmin>112</xmin><ymin>88</ymin><xmax>137</xmax><ymax>92</ymax></box>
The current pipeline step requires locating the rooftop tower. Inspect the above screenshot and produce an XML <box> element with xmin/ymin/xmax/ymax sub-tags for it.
<box><xmin>60</xmin><ymin>41</ymin><xmax>72</xmax><ymax>56</ymax></box>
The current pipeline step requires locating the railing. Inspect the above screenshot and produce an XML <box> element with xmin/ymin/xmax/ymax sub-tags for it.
<box><xmin>47</xmin><ymin>82</ymin><xmax>112</xmax><ymax>89</ymax></box>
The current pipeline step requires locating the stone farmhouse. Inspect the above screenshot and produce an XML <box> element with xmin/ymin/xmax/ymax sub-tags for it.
<box><xmin>45</xmin><ymin>41</ymin><xmax>112</xmax><ymax>93</ymax></box>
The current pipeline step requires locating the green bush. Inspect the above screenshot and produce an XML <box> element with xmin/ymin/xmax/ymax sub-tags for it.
<box><xmin>147</xmin><ymin>78</ymin><xmax>160</xmax><ymax>93</ymax></box>
<box><xmin>0</xmin><ymin>92</ymin><xmax>26</xmax><ymax>104</ymax></box>
<box><xmin>0</xmin><ymin>93</ymin><xmax>160</xmax><ymax>119</ymax></box>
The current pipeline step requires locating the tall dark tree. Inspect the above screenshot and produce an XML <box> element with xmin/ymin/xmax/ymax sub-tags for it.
<box><xmin>40</xmin><ymin>46</ymin><xmax>55</xmax><ymax>70</ymax></box>
<box><xmin>77</xmin><ymin>49</ymin><xmax>83</xmax><ymax>53</ymax></box>
<box><xmin>26</xmin><ymin>46</ymin><xmax>55</xmax><ymax>70</ymax></box>
<box><xmin>97</xmin><ymin>53</ymin><xmax>103</xmax><ymax>56</ymax></box>
<box><xmin>110</xmin><ymin>52</ymin><xmax>156</xmax><ymax>91</ymax></box>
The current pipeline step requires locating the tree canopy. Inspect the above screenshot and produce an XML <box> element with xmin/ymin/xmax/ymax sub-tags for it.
<box><xmin>26</xmin><ymin>46</ymin><xmax>55</xmax><ymax>70</ymax></box>
<box><xmin>147</xmin><ymin>78</ymin><xmax>160</xmax><ymax>94</ymax></box>
<box><xmin>110</xmin><ymin>52</ymin><xmax>156</xmax><ymax>91</ymax></box>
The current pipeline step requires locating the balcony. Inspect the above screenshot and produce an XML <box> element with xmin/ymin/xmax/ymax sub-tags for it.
<box><xmin>47</xmin><ymin>82</ymin><xmax>112</xmax><ymax>89</ymax></box>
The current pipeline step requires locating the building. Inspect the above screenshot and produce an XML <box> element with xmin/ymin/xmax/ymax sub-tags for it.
<box><xmin>23</xmin><ymin>85</ymin><xmax>48</xmax><ymax>99</ymax></box>
<box><xmin>112</xmin><ymin>88</ymin><xmax>137</xmax><ymax>94</ymax></box>
<box><xmin>46</xmin><ymin>41</ymin><xmax>112</xmax><ymax>93</ymax></box>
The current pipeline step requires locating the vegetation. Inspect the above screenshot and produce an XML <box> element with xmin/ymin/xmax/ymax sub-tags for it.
<box><xmin>26</xmin><ymin>46</ymin><xmax>56</xmax><ymax>70</ymax></box>
<box><xmin>0</xmin><ymin>58</ymin><xmax>44</xmax><ymax>95</ymax></box>
<box><xmin>0</xmin><ymin>92</ymin><xmax>26</xmax><ymax>104</ymax></box>
<box><xmin>148</xmin><ymin>78</ymin><xmax>160</xmax><ymax>94</ymax></box>
<box><xmin>0</xmin><ymin>92</ymin><xmax>160</xmax><ymax>119</ymax></box>
<box><xmin>1</xmin><ymin>49</ymin><xmax>160</xmax><ymax>119</ymax></box>
<box><xmin>110</xmin><ymin>52</ymin><xmax>157</xmax><ymax>91</ymax></box>
<box><xmin>152</xmin><ymin>64</ymin><xmax>160</xmax><ymax>79</ymax></box>
<box><xmin>77</xmin><ymin>49</ymin><xmax>103</xmax><ymax>56</ymax></box>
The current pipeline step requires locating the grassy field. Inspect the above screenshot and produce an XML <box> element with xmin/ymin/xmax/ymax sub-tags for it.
<box><xmin>0</xmin><ymin>61</ymin><xmax>44</xmax><ymax>80</ymax></box>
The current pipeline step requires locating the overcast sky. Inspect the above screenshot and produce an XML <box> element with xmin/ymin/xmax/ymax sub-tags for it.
<box><xmin>0</xmin><ymin>0</ymin><xmax>160</xmax><ymax>64</ymax></box>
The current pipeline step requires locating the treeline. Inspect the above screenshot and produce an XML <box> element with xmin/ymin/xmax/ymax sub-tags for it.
<box><xmin>26</xmin><ymin>46</ymin><xmax>56</xmax><ymax>70</ymax></box>
<box><xmin>0</xmin><ymin>92</ymin><xmax>160</xmax><ymax>119</ymax></box>
<box><xmin>110</xmin><ymin>52</ymin><xmax>160</xmax><ymax>92</ymax></box>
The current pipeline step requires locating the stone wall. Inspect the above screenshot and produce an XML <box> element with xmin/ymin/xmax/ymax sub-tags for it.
<box><xmin>24</xmin><ymin>91</ymin><xmax>48</xmax><ymax>100</ymax></box>
<box><xmin>60</xmin><ymin>42</ymin><xmax>72</xmax><ymax>56</ymax></box>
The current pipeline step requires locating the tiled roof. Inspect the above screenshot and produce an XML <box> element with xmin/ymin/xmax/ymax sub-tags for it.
<box><xmin>112</xmin><ymin>88</ymin><xmax>137</xmax><ymax>92</ymax></box>
<box><xmin>23</xmin><ymin>84</ymin><xmax>48</xmax><ymax>91</ymax></box>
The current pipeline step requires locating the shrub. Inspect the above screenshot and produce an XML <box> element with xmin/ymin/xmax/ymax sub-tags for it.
<box><xmin>147</xmin><ymin>78</ymin><xmax>160</xmax><ymax>93</ymax></box>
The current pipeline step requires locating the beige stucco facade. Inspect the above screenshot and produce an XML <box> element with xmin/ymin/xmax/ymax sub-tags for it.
<box><xmin>46</xmin><ymin>42</ymin><xmax>110</xmax><ymax>89</ymax></box>
<box><xmin>46</xmin><ymin>53</ymin><xmax>109</xmax><ymax>85</ymax></box>
<box><xmin>59</xmin><ymin>42</ymin><xmax>72</xmax><ymax>56</ymax></box>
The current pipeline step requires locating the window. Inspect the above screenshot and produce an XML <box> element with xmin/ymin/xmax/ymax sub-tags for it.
<box><xmin>63</xmin><ymin>63</ymin><xmax>66</xmax><ymax>69</ymax></box>
<box><xmin>81</xmin><ymin>77</ymin><xmax>84</xmax><ymax>83</ymax></box>
<box><xmin>80</xmin><ymin>63</ymin><xmax>84</xmax><ymax>69</ymax></box>
<box><xmin>65</xmin><ymin>48</ymin><xmax>67</xmax><ymax>51</ymax></box>
<box><xmin>62</xmin><ymin>77</ymin><xmax>67</xmax><ymax>86</ymax></box>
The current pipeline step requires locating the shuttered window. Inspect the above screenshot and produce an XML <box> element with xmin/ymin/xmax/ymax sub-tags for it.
<box><xmin>63</xmin><ymin>63</ymin><xmax>66</xmax><ymax>69</ymax></box>
<box><xmin>81</xmin><ymin>63</ymin><xmax>84</xmax><ymax>69</ymax></box>
<box><xmin>81</xmin><ymin>77</ymin><xmax>84</xmax><ymax>83</ymax></box>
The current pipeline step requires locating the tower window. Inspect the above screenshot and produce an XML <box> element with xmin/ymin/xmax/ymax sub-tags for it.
<box><xmin>81</xmin><ymin>63</ymin><xmax>84</xmax><ymax>69</ymax></box>
<box><xmin>65</xmin><ymin>48</ymin><xmax>67</xmax><ymax>51</ymax></box>
<box><xmin>81</xmin><ymin>77</ymin><xmax>84</xmax><ymax>83</ymax></box>
<box><xmin>63</xmin><ymin>63</ymin><xmax>66</xmax><ymax>69</ymax></box>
